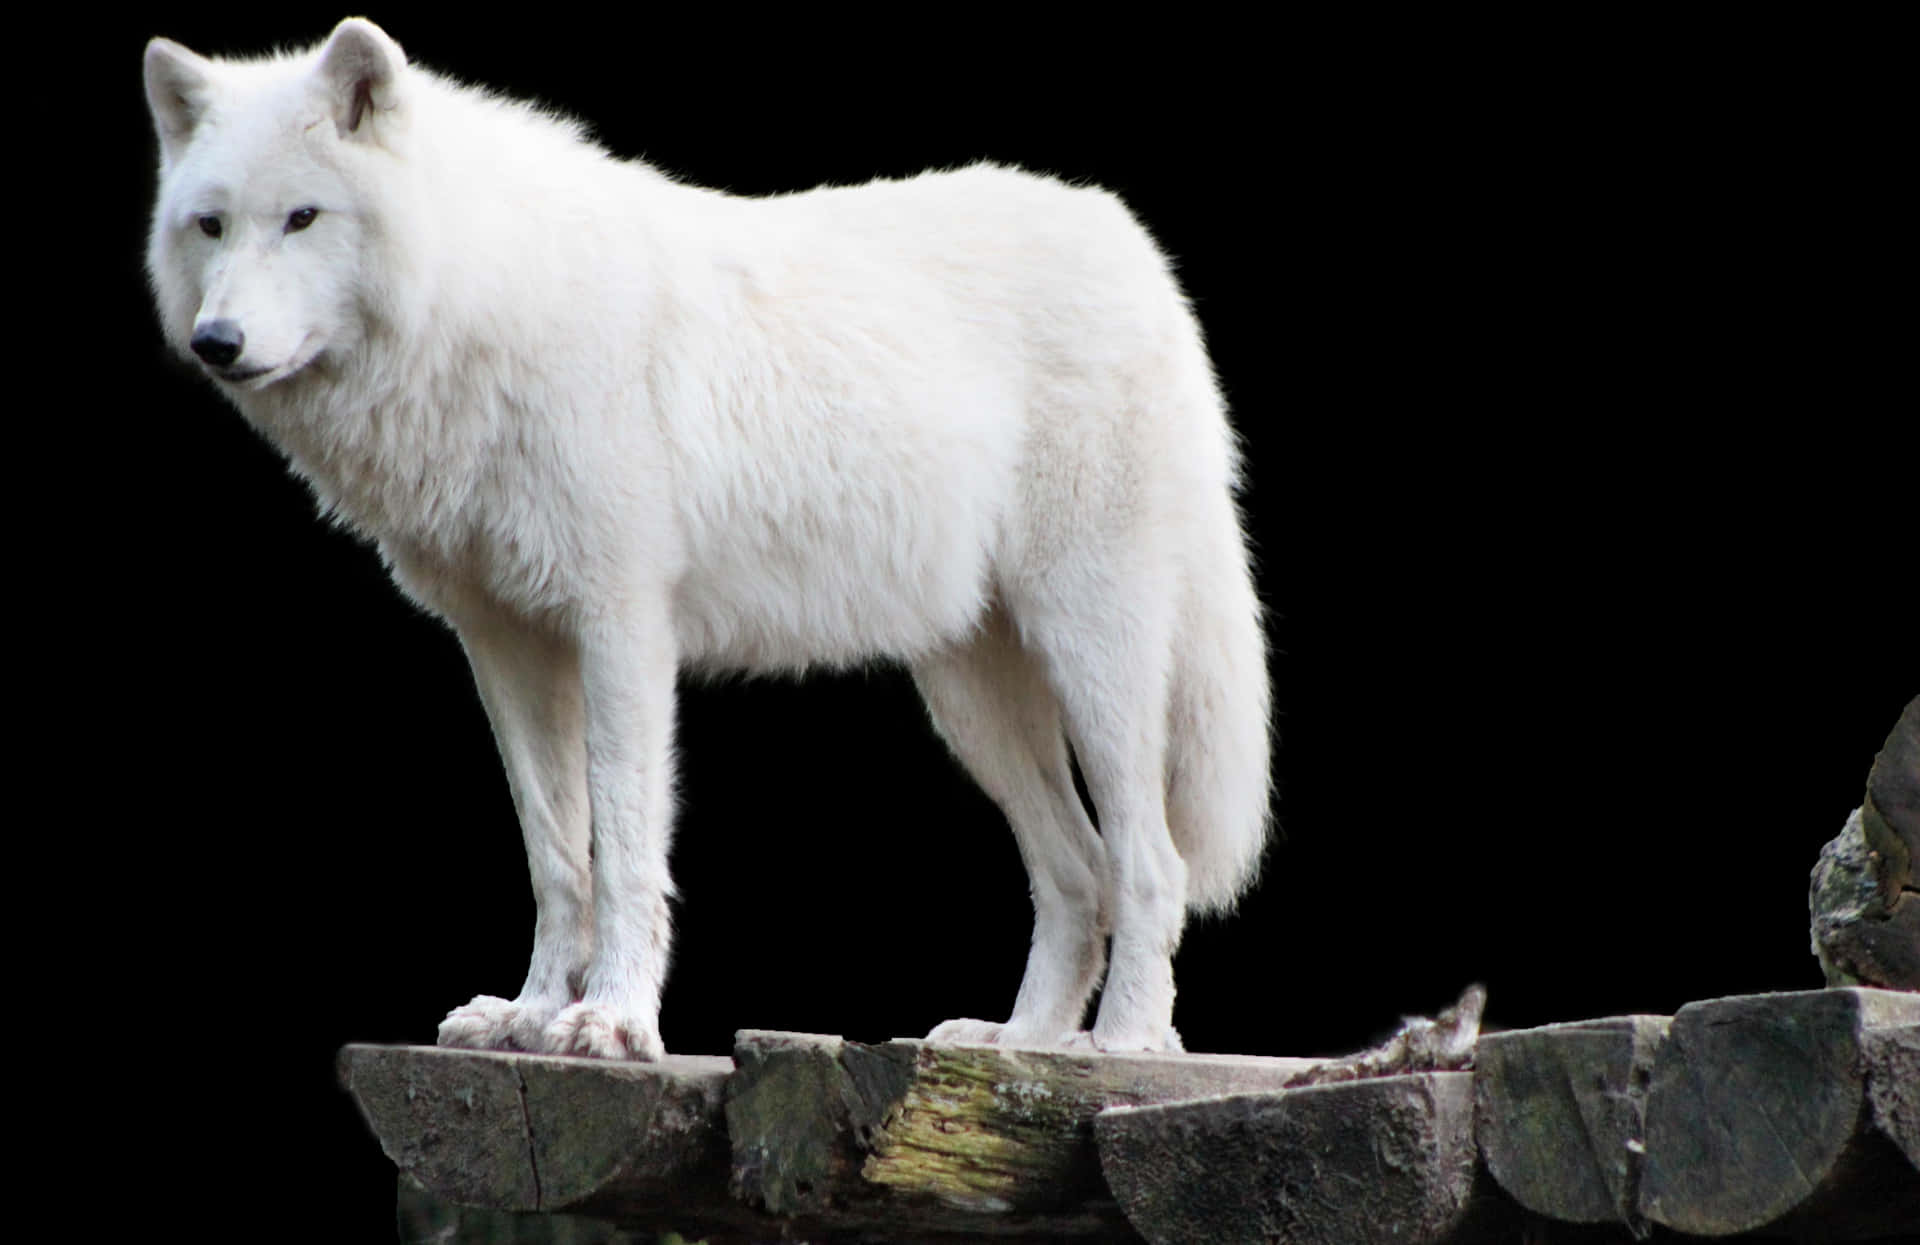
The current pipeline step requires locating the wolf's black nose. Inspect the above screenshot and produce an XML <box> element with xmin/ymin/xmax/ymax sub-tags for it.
<box><xmin>191</xmin><ymin>320</ymin><xmax>245</xmax><ymax>368</ymax></box>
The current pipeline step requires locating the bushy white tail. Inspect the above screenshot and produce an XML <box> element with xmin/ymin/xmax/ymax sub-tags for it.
<box><xmin>1165</xmin><ymin>494</ymin><xmax>1272</xmax><ymax>914</ymax></box>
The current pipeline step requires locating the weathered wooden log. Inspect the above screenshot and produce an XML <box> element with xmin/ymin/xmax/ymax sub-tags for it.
<box><xmin>339</xmin><ymin>1045</ymin><xmax>753</xmax><ymax>1239</ymax></box>
<box><xmin>1096</xmin><ymin>1071</ymin><xmax>1509</xmax><ymax>1245</ymax></box>
<box><xmin>723</xmin><ymin>1030</ymin><xmax>1316</xmax><ymax>1241</ymax></box>
<box><xmin>1638</xmin><ymin>988</ymin><xmax>1920</xmax><ymax>1239</ymax></box>
<box><xmin>1473</xmin><ymin>1014</ymin><xmax>1669</xmax><ymax>1233</ymax></box>
<box><xmin>1866</xmin><ymin>1023</ymin><xmax>1920</xmax><ymax>1171</ymax></box>
<box><xmin>347</xmin><ymin>1002</ymin><xmax>1920</xmax><ymax>1243</ymax></box>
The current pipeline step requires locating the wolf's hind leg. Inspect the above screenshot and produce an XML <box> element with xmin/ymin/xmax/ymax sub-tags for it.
<box><xmin>437</xmin><ymin>604</ymin><xmax>592</xmax><ymax>1052</ymax></box>
<box><xmin>1023</xmin><ymin>582</ymin><xmax>1187</xmax><ymax>1054</ymax></box>
<box><xmin>915</xmin><ymin>606</ymin><xmax>1110</xmax><ymax>1048</ymax></box>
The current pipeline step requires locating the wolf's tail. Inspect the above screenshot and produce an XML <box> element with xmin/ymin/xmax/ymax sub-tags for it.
<box><xmin>1165</xmin><ymin>486</ymin><xmax>1273</xmax><ymax>914</ymax></box>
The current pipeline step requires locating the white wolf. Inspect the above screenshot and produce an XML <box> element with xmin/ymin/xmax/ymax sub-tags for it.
<box><xmin>144</xmin><ymin>18</ymin><xmax>1271</xmax><ymax>1060</ymax></box>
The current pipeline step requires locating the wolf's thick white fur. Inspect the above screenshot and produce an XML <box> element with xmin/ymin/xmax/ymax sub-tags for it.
<box><xmin>145</xmin><ymin>18</ymin><xmax>1271</xmax><ymax>1060</ymax></box>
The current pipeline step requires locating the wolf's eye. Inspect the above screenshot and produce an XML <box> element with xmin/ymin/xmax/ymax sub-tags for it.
<box><xmin>286</xmin><ymin>207</ymin><xmax>319</xmax><ymax>233</ymax></box>
<box><xmin>197</xmin><ymin>215</ymin><xmax>223</xmax><ymax>239</ymax></box>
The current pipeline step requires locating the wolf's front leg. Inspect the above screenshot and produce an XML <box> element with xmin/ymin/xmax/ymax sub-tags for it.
<box><xmin>541</xmin><ymin>602</ymin><xmax>677</xmax><ymax>1061</ymax></box>
<box><xmin>437</xmin><ymin>606</ymin><xmax>593</xmax><ymax>1052</ymax></box>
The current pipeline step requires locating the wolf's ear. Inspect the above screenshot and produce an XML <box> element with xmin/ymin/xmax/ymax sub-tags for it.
<box><xmin>316</xmin><ymin>18</ymin><xmax>406</xmax><ymax>139</ymax></box>
<box><xmin>145</xmin><ymin>38</ymin><xmax>215</xmax><ymax>165</ymax></box>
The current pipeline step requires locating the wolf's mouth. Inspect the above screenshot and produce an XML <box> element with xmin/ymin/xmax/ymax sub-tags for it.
<box><xmin>211</xmin><ymin>338</ymin><xmax>320</xmax><ymax>387</ymax></box>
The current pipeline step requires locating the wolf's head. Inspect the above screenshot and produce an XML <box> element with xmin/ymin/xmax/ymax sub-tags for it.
<box><xmin>145</xmin><ymin>18</ymin><xmax>415</xmax><ymax>393</ymax></box>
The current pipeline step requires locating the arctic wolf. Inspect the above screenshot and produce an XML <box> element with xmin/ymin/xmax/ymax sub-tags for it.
<box><xmin>144</xmin><ymin>18</ymin><xmax>1271</xmax><ymax>1060</ymax></box>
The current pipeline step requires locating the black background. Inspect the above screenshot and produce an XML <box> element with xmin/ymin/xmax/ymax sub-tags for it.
<box><xmin>76</xmin><ymin>8</ymin><xmax>1908</xmax><ymax>1239</ymax></box>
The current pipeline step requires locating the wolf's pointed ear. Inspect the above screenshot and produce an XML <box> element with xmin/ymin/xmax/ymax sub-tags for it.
<box><xmin>145</xmin><ymin>38</ymin><xmax>215</xmax><ymax>165</ymax></box>
<box><xmin>316</xmin><ymin>18</ymin><xmax>406</xmax><ymax>139</ymax></box>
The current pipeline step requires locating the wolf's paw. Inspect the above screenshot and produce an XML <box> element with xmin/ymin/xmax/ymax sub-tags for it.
<box><xmin>926</xmin><ymin>1017</ymin><xmax>1083</xmax><ymax>1049</ymax></box>
<box><xmin>542</xmin><ymin>1001</ymin><xmax>665</xmax><ymax>1061</ymax></box>
<box><xmin>438</xmin><ymin>995</ymin><xmax>524</xmax><ymax>1050</ymax></box>
<box><xmin>1072</xmin><ymin>1022</ymin><xmax>1185</xmax><ymax>1054</ymax></box>
<box><xmin>926</xmin><ymin>1017</ymin><xmax>1007</xmax><ymax>1045</ymax></box>
<box><xmin>438</xmin><ymin>994</ymin><xmax>566</xmax><ymax>1051</ymax></box>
